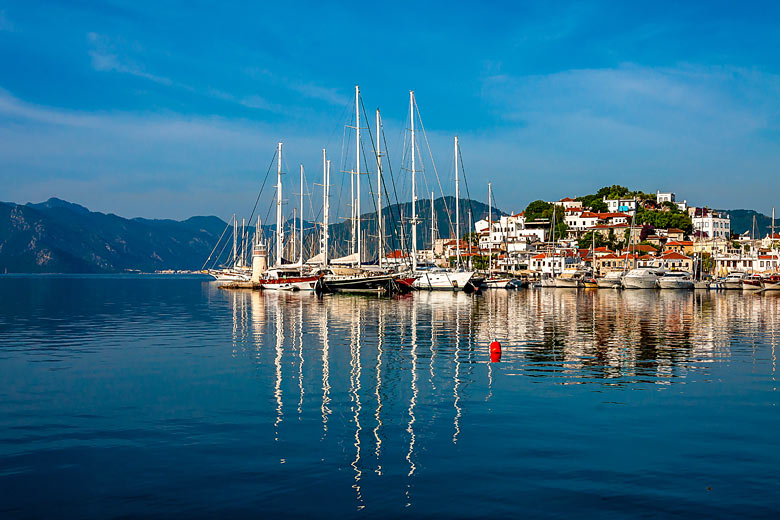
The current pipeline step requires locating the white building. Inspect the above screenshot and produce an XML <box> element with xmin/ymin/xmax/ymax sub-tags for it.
<box><xmin>656</xmin><ymin>190</ymin><xmax>688</xmax><ymax>211</ymax></box>
<box><xmin>603</xmin><ymin>197</ymin><xmax>638</xmax><ymax>216</ymax></box>
<box><xmin>552</xmin><ymin>197</ymin><xmax>582</xmax><ymax>210</ymax></box>
<box><xmin>528</xmin><ymin>251</ymin><xmax>579</xmax><ymax>274</ymax></box>
<box><xmin>690</xmin><ymin>208</ymin><xmax>730</xmax><ymax>239</ymax></box>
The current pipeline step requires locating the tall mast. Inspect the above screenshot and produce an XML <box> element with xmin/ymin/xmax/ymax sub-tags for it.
<box><xmin>232</xmin><ymin>214</ymin><xmax>237</xmax><ymax>268</ymax></box>
<box><xmin>350</xmin><ymin>164</ymin><xmax>355</xmax><ymax>255</ymax></box>
<box><xmin>299</xmin><ymin>164</ymin><xmax>304</xmax><ymax>265</ymax></box>
<box><xmin>454</xmin><ymin>136</ymin><xmax>461</xmax><ymax>270</ymax></box>
<box><xmin>377</xmin><ymin>109</ymin><xmax>383</xmax><ymax>269</ymax></box>
<box><xmin>355</xmin><ymin>85</ymin><xmax>362</xmax><ymax>267</ymax></box>
<box><xmin>410</xmin><ymin>90</ymin><xmax>418</xmax><ymax>271</ymax></box>
<box><xmin>276</xmin><ymin>142</ymin><xmax>283</xmax><ymax>266</ymax></box>
<box><xmin>322</xmin><ymin>149</ymin><xmax>329</xmax><ymax>267</ymax></box>
<box><xmin>488</xmin><ymin>182</ymin><xmax>492</xmax><ymax>277</ymax></box>
<box><xmin>241</xmin><ymin>218</ymin><xmax>246</xmax><ymax>267</ymax></box>
<box><xmin>292</xmin><ymin>209</ymin><xmax>296</xmax><ymax>264</ymax></box>
<box><xmin>431</xmin><ymin>191</ymin><xmax>436</xmax><ymax>260</ymax></box>
<box><xmin>468</xmin><ymin>209</ymin><xmax>473</xmax><ymax>270</ymax></box>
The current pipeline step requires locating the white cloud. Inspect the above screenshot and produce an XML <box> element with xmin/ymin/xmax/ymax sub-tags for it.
<box><xmin>87</xmin><ymin>32</ymin><xmax>174</xmax><ymax>86</ymax></box>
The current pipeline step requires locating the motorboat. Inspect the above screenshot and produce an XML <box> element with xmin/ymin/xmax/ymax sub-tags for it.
<box><xmin>722</xmin><ymin>271</ymin><xmax>746</xmax><ymax>290</ymax></box>
<box><xmin>597</xmin><ymin>271</ymin><xmax>624</xmax><ymax>289</ymax></box>
<box><xmin>582</xmin><ymin>275</ymin><xmax>599</xmax><ymax>288</ymax></box>
<box><xmin>483</xmin><ymin>276</ymin><xmax>513</xmax><ymax>289</ymax></box>
<box><xmin>693</xmin><ymin>279</ymin><xmax>711</xmax><ymax>290</ymax></box>
<box><xmin>622</xmin><ymin>267</ymin><xmax>664</xmax><ymax>289</ymax></box>
<box><xmin>657</xmin><ymin>271</ymin><xmax>694</xmax><ymax>290</ymax></box>
<box><xmin>554</xmin><ymin>268</ymin><xmax>584</xmax><ymax>288</ymax></box>
<box><xmin>742</xmin><ymin>274</ymin><xmax>764</xmax><ymax>291</ymax></box>
<box><xmin>412</xmin><ymin>268</ymin><xmax>474</xmax><ymax>291</ymax></box>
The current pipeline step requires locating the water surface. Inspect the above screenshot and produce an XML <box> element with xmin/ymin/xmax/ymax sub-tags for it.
<box><xmin>1</xmin><ymin>276</ymin><xmax>779</xmax><ymax>518</ymax></box>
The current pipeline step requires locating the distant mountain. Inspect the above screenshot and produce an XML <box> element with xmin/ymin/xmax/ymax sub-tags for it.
<box><xmin>1</xmin><ymin>196</ymin><xmax>502</xmax><ymax>273</ymax></box>
<box><xmin>0</xmin><ymin>198</ymin><xmax>228</xmax><ymax>273</ymax></box>
<box><xmin>722</xmin><ymin>209</ymin><xmax>779</xmax><ymax>236</ymax></box>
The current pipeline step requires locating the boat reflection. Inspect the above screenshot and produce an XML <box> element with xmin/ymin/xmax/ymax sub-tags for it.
<box><xmin>218</xmin><ymin>287</ymin><xmax>780</xmax><ymax>510</ymax></box>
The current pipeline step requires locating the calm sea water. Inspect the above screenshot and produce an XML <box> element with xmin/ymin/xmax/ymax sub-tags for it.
<box><xmin>1</xmin><ymin>275</ymin><xmax>779</xmax><ymax>518</ymax></box>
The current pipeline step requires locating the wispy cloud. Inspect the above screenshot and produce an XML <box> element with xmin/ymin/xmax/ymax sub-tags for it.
<box><xmin>87</xmin><ymin>32</ymin><xmax>174</xmax><ymax>86</ymax></box>
<box><xmin>0</xmin><ymin>89</ymin><xmax>325</xmax><ymax>218</ymax></box>
<box><xmin>243</xmin><ymin>66</ymin><xmax>349</xmax><ymax>107</ymax></box>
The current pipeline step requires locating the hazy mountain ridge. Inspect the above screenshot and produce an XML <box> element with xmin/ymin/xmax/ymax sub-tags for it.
<box><xmin>722</xmin><ymin>209</ymin><xmax>779</xmax><ymax>236</ymax></box>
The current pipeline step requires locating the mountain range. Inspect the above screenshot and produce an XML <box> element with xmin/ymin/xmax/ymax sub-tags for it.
<box><xmin>721</xmin><ymin>209</ymin><xmax>779</xmax><ymax>236</ymax></box>
<box><xmin>0</xmin><ymin>197</ymin><xmax>499</xmax><ymax>273</ymax></box>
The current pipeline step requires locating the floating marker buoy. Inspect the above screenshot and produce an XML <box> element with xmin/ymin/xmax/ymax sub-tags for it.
<box><xmin>490</xmin><ymin>340</ymin><xmax>501</xmax><ymax>353</ymax></box>
<box><xmin>490</xmin><ymin>351</ymin><xmax>501</xmax><ymax>363</ymax></box>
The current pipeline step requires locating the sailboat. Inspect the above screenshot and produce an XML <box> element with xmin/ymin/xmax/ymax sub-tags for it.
<box><xmin>317</xmin><ymin>86</ymin><xmax>412</xmax><ymax>295</ymax></box>
<box><xmin>408</xmin><ymin>93</ymin><xmax>475</xmax><ymax>291</ymax></box>
<box><xmin>254</xmin><ymin>143</ymin><xmax>321</xmax><ymax>291</ymax></box>
<box><xmin>482</xmin><ymin>182</ymin><xmax>513</xmax><ymax>289</ymax></box>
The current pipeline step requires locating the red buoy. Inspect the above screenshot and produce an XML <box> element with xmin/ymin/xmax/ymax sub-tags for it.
<box><xmin>490</xmin><ymin>340</ymin><xmax>501</xmax><ymax>353</ymax></box>
<box><xmin>490</xmin><ymin>351</ymin><xmax>501</xmax><ymax>363</ymax></box>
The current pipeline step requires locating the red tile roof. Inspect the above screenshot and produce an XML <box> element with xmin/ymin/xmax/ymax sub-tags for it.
<box><xmin>660</xmin><ymin>251</ymin><xmax>691</xmax><ymax>260</ymax></box>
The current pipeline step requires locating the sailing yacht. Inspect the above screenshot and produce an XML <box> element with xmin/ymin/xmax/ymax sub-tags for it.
<box><xmin>317</xmin><ymin>87</ymin><xmax>412</xmax><ymax>295</ymax></box>
<box><xmin>254</xmin><ymin>143</ymin><xmax>320</xmax><ymax>291</ymax></box>
<box><xmin>405</xmin><ymin>94</ymin><xmax>474</xmax><ymax>291</ymax></box>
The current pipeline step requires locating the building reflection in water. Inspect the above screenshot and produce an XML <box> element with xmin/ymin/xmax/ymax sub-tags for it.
<box><xmin>220</xmin><ymin>287</ymin><xmax>780</xmax><ymax>510</ymax></box>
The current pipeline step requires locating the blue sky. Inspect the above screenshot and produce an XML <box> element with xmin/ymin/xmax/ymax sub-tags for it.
<box><xmin>1</xmin><ymin>1</ymin><xmax>780</xmax><ymax>220</ymax></box>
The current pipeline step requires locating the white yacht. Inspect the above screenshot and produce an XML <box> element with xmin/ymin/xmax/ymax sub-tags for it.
<box><xmin>413</xmin><ymin>268</ymin><xmax>474</xmax><ymax>291</ymax></box>
<box><xmin>657</xmin><ymin>271</ymin><xmax>694</xmax><ymax>290</ymax></box>
<box><xmin>597</xmin><ymin>270</ymin><xmax>624</xmax><ymax>288</ymax></box>
<box><xmin>722</xmin><ymin>271</ymin><xmax>746</xmax><ymax>290</ymax></box>
<box><xmin>622</xmin><ymin>267</ymin><xmax>664</xmax><ymax>289</ymax></box>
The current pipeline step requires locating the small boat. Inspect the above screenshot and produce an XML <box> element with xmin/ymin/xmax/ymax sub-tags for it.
<box><xmin>597</xmin><ymin>271</ymin><xmax>624</xmax><ymax>289</ymax></box>
<box><xmin>540</xmin><ymin>273</ymin><xmax>557</xmax><ymax>287</ymax></box>
<box><xmin>256</xmin><ymin>267</ymin><xmax>320</xmax><ymax>291</ymax></box>
<box><xmin>412</xmin><ymin>268</ymin><xmax>475</xmax><ymax>291</ymax></box>
<box><xmin>693</xmin><ymin>280</ymin><xmax>711</xmax><ymax>290</ymax></box>
<box><xmin>554</xmin><ymin>268</ymin><xmax>584</xmax><ymax>288</ymax></box>
<box><xmin>582</xmin><ymin>276</ymin><xmax>598</xmax><ymax>288</ymax></box>
<box><xmin>742</xmin><ymin>274</ymin><xmax>764</xmax><ymax>291</ymax></box>
<box><xmin>483</xmin><ymin>276</ymin><xmax>513</xmax><ymax>289</ymax></box>
<box><xmin>622</xmin><ymin>267</ymin><xmax>664</xmax><ymax>289</ymax></box>
<box><xmin>657</xmin><ymin>271</ymin><xmax>694</xmax><ymax>290</ymax></box>
<box><xmin>722</xmin><ymin>271</ymin><xmax>746</xmax><ymax>290</ymax></box>
<box><xmin>762</xmin><ymin>273</ymin><xmax>780</xmax><ymax>291</ymax></box>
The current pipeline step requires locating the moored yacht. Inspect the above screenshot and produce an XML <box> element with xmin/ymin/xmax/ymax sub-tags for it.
<box><xmin>763</xmin><ymin>273</ymin><xmax>780</xmax><ymax>291</ymax></box>
<box><xmin>657</xmin><ymin>271</ymin><xmax>694</xmax><ymax>290</ymax></box>
<box><xmin>742</xmin><ymin>274</ymin><xmax>764</xmax><ymax>291</ymax></box>
<box><xmin>622</xmin><ymin>267</ymin><xmax>664</xmax><ymax>289</ymax></box>
<box><xmin>723</xmin><ymin>271</ymin><xmax>746</xmax><ymax>290</ymax></box>
<box><xmin>597</xmin><ymin>270</ymin><xmax>624</xmax><ymax>288</ymax></box>
<box><xmin>554</xmin><ymin>268</ymin><xmax>584</xmax><ymax>288</ymax></box>
<box><xmin>413</xmin><ymin>267</ymin><xmax>474</xmax><ymax>291</ymax></box>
